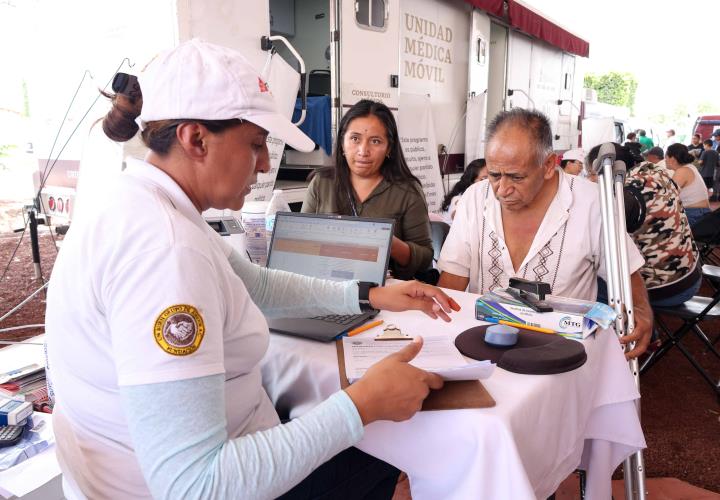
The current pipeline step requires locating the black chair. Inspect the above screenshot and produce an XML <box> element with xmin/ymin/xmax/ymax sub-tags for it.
<box><xmin>692</xmin><ymin>208</ymin><xmax>720</xmax><ymax>266</ymax></box>
<box><xmin>413</xmin><ymin>221</ymin><xmax>450</xmax><ymax>286</ymax></box>
<box><xmin>641</xmin><ymin>264</ymin><xmax>720</xmax><ymax>398</ymax></box>
<box><xmin>308</xmin><ymin>69</ymin><xmax>331</xmax><ymax>96</ymax></box>
<box><xmin>429</xmin><ymin>220</ymin><xmax>450</xmax><ymax>264</ymax></box>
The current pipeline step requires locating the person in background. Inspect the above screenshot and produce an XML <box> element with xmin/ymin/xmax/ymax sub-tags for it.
<box><xmin>625</xmin><ymin>131</ymin><xmax>637</xmax><ymax>145</ymax></box>
<box><xmin>44</xmin><ymin>40</ymin><xmax>460</xmax><ymax>500</ymax></box>
<box><xmin>436</xmin><ymin>108</ymin><xmax>653</xmax><ymax>359</ymax></box>
<box><xmin>700</xmin><ymin>139</ymin><xmax>720</xmax><ymax>201</ymax></box>
<box><xmin>638</xmin><ymin>129</ymin><xmax>654</xmax><ymax>153</ymax></box>
<box><xmin>302</xmin><ymin>99</ymin><xmax>433</xmax><ymax>280</ymax></box>
<box><xmin>440</xmin><ymin>158</ymin><xmax>487</xmax><ymax>223</ymax></box>
<box><xmin>559</xmin><ymin>148</ymin><xmax>585</xmax><ymax>176</ymax></box>
<box><xmin>665</xmin><ymin>129</ymin><xmax>679</xmax><ymax>148</ymax></box>
<box><xmin>688</xmin><ymin>133</ymin><xmax>703</xmax><ymax>158</ymax></box>
<box><xmin>665</xmin><ymin>143</ymin><xmax>711</xmax><ymax>226</ymax></box>
<box><xmin>644</xmin><ymin>146</ymin><xmax>666</xmax><ymax>169</ymax></box>
<box><xmin>589</xmin><ymin>143</ymin><xmax>701</xmax><ymax>307</ymax></box>
<box><xmin>712</xmin><ymin>130</ymin><xmax>720</xmax><ymax>151</ymax></box>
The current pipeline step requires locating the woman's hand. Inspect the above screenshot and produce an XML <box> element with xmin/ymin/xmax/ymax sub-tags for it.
<box><xmin>344</xmin><ymin>337</ymin><xmax>444</xmax><ymax>424</ymax></box>
<box><xmin>368</xmin><ymin>280</ymin><xmax>461</xmax><ymax>322</ymax></box>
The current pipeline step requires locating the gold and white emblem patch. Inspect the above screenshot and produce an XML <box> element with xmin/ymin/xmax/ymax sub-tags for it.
<box><xmin>154</xmin><ymin>304</ymin><xmax>205</xmax><ymax>356</ymax></box>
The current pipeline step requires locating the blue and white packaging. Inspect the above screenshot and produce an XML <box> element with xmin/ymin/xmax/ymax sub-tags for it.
<box><xmin>475</xmin><ymin>289</ymin><xmax>617</xmax><ymax>339</ymax></box>
<box><xmin>0</xmin><ymin>397</ymin><xmax>33</xmax><ymax>425</ymax></box>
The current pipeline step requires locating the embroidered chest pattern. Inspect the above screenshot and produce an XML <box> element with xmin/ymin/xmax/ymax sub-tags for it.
<box><xmin>479</xmin><ymin>179</ymin><xmax>573</xmax><ymax>293</ymax></box>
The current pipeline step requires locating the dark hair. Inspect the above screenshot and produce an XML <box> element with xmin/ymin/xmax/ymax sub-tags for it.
<box><xmin>441</xmin><ymin>159</ymin><xmax>486</xmax><ymax>211</ymax></box>
<box><xmin>587</xmin><ymin>142</ymin><xmax>641</xmax><ymax>172</ymax></box>
<box><xmin>693</xmin><ymin>133</ymin><xmax>701</xmax><ymax>140</ymax></box>
<box><xmin>666</xmin><ymin>143</ymin><xmax>695</xmax><ymax>165</ymax></box>
<box><xmin>486</xmin><ymin>108</ymin><xmax>553</xmax><ymax>166</ymax></box>
<box><xmin>638</xmin><ymin>129</ymin><xmax>646</xmax><ymax>136</ymax></box>
<box><xmin>703</xmin><ymin>139</ymin><xmax>713</xmax><ymax>147</ymax></box>
<box><xmin>100</xmin><ymin>87</ymin><xmax>241</xmax><ymax>155</ymax></box>
<box><xmin>330</xmin><ymin>99</ymin><xmax>421</xmax><ymax>213</ymax></box>
<box><xmin>560</xmin><ymin>158</ymin><xmax>579</xmax><ymax>169</ymax></box>
<box><xmin>626</xmin><ymin>132</ymin><xmax>637</xmax><ymax>141</ymax></box>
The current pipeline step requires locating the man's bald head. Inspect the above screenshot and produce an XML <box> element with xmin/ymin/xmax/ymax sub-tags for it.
<box><xmin>486</xmin><ymin>108</ymin><xmax>553</xmax><ymax>167</ymax></box>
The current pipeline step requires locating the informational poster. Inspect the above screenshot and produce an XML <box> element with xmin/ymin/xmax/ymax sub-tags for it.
<box><xmin>246</xmin><ymin>54</ymin><xmax>302</xmax><ymax>203</ymax></box>
<box><xmin>397</xmin><ymin>93</ymin><xmax>444</xmax><ymax>212</ymax></box>
<box><xmin>465</xmin><ymin>92</ymin><xmax>487</xmax><ymax>162</ymax></box>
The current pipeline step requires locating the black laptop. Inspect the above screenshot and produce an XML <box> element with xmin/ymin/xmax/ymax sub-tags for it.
<box><xmin>266</xmin><ymin>212</ymin><xmax>394</xmax><ymax>341</ymax></box>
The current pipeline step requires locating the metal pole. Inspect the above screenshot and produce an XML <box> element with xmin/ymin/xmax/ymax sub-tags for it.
<box><xmin>28</xmin><ymin>209</ymin><xmax>42</xmax><ymax>280</ymax></box>
<box><xmin>593</xmin><ymin>146</ymin><xmax>646</xmax><ymax>500</ymax></box>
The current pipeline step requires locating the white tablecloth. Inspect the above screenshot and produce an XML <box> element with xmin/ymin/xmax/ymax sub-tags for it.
<box><xmin>261</xmin><ymin>288</ymin><xmax>646</xmax><ymax>500</ymax></box>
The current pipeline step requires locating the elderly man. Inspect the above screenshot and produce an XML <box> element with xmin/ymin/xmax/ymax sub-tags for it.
<box><xmin>644</xmin><ymin>146</ymin><xmax>666</xmax><ymax>169</ymax></box>
<box><xmin>437</xmin><ymin>109</ymin><xmax>652</xmax><ymax>358</ymax></box>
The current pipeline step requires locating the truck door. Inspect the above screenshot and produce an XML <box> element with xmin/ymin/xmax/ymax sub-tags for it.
<box><xmin>555</xmin><ymin>53</ymin><xmax>577</xmax><ymax>150</ymax></box>
<box><xmin>486</xmin><ymin>22</ymin><xmax>508</xmax><ymax>123</ymax></box>
<box><xmin>339</xmin><ymin>0</ymin><xmax>400</xmax><ymax>113</ymax></box>
<box><xmin>466</xmin><ymin>8</ymin><xmax>491</xmax><ymax>160</ymax></box>
<box><xmin>506</xmin><ymin>31</ymin><xmax>532</xmax><ymax>110</ymax></box>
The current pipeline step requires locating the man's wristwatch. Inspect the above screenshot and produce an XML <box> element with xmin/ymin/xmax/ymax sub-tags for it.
<box><xmin>357</xmin><ymin>281</ymin><xmax>379</xmax><ymax>312</ymax></box>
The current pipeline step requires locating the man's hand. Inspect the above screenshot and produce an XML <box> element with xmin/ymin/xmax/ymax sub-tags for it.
<box><xmin>368</xmin><ymin>280</ymin><xmax>461</xmax><ymax>322</ymax></box>
<box><xmin>620</xmin><ymin>272</ymin><xmax>653</xmax><ymax>359</ymax></box>
<box><xmin>344</xmin><ymin>337</ymin><xmax>444</xmax><ymax>424</ymax></box>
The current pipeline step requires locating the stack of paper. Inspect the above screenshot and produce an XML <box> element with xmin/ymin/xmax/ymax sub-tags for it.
<box><xmin>342</xmin><ymin>336</ymin><xmax>494</xmax><ymax>383</ymax></box>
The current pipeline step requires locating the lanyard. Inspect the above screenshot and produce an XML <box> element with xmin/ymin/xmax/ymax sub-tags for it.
<box><xmin>346</xmin><ymin>187</ymin><xmax>359</xmax><ymax>217</ymax></box>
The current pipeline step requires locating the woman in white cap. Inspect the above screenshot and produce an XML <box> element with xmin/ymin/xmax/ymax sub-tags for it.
<box><xmin>45</xmin><ymin>39</ymin><xmax>459</xmax><ymax>500</ymax></box>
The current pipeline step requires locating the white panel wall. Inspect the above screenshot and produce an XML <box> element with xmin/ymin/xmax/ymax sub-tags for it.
<box><xmin>399</xmin><ymin>0</ymin><xmax>471</xmax><ymax>155</ymax></box>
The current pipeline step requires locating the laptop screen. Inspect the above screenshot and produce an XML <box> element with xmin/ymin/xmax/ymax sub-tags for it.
<box><xmin>267</xmin><ymin>212</ymin><xmax>394</xmax><ymax>285</ymax></box>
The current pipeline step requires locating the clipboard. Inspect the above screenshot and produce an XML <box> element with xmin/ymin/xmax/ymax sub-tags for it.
<box><xmin>335</xmin><ymin>339</ymin><xmax>495</xmax><ymax>411</ymax></box>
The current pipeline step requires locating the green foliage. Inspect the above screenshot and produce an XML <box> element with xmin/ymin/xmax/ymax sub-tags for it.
<box><xmin>697</xmin><ymin>101</ymin><xmax>718</xmax><ymax>115</ymax></box>
<box><xmin>21</xmin><ymin>80</ymin><xmax>30</xmax><ymax>118</ymax></box>
<box><xmin>584</xmin><ymin>72</ymin><xmax>638</xmax><ymax>113</ymax></box>
<box><xmin>0</xmin><ymin>144</ymin><xmax>16</xmax><ymax>158</ymax></box>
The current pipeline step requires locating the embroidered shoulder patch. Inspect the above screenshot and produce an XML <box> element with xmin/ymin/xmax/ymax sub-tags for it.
<box><xmin>153</xmin><ymin>304</ymin><xmax>205</xmax><ymax>356</ymax></box>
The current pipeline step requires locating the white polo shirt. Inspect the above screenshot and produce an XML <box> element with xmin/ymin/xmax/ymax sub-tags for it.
<box><xmin>438</xmin><ymin>169</ymin><xmax>644</xmax><ymax>301</ymax></box>
<box><xmin>46</xmin><ymin>158</ymin><xmax>278</xmax><ymax>498</ymax></box>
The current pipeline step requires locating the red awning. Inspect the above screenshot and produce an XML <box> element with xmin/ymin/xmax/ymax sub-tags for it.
<box><xmin>507</xmin><ymin>1</ymin><xmax>589</xmax><ymax>57</ymax></box>
<box><xmin>464</xmin><ymin>0</ymin><xmax>590</xmax><ymax>58</ymax></box>
<box><xmin>462</xmin><ymin>0</ymin><xmax>505</xmax><ymax>18</ymax></box>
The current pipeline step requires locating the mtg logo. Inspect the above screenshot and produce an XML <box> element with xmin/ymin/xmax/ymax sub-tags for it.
<box><xmin>559</xmin><ymin>316</ymin><xmax>581</xmax><ymax>329</ymax></box>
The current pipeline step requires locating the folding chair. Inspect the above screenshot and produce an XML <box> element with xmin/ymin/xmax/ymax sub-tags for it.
<box><xmin>691</xmin><ymin>208</ymin><xmax>720</xmax><ymax>266</ymax></box>
<box><xmin>640</xmin><ymin>265</ymin><xmax>720</xmax><ymax>398</ymax></box>
<box><xmin>412</xmin><ymin>221</ymin><xmax>450</xmax><ymax>286</ymax></box>
<box><xmin>429</xmin><ymin>220</ymin><xmax>450</xmax><ymax>264</ymax></box>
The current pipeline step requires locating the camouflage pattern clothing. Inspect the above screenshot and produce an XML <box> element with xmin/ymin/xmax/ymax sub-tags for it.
<box><xmin>626</xmin><ymin>161</ymin><xmax>698</xmax><ymax>289</ymax></box>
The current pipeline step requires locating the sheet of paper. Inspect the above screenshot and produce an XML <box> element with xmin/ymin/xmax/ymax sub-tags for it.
<box><xmin>343</xmin><ymin>336</ymin><xmax>494</xmax><ymax>382</ymax></box>
<box><xmin>0</xmin><ymin>412</ymin><xmax>60</xmax><ymax>498</ymax></box>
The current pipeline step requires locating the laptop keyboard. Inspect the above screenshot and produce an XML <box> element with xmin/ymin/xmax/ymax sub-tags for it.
<box><xmin>311</xmin><ymin>314</ymin><xmax>363</xmax><ymax>325</ymax></box>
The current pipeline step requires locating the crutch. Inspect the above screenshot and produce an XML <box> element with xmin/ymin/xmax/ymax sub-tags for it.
<box><xmin>592</xmin><ymin>143</ymin><xmax>646</xmax><ymax>500</ymax></box>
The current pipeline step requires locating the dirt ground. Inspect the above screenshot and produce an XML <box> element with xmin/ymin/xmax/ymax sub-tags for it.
<box><xmin>0</xmin><ymin>220</ymin><xmax>718</xmax><ymax>493</ymax></box>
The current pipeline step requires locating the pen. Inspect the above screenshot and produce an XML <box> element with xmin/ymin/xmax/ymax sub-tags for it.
<box><xmin>480</xmin><ymin>316</ymin><xmax>556</xmax><ymax>335</ymax></box>
<box><xmin>347</xmin><ymin>319</ymin><xmax>384</xmax><ymax>337</ymax></box>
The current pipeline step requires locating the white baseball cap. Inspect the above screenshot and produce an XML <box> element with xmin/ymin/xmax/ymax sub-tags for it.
<box><xmin>562</xmin><ymin>148</ymin><xmax>586</xmax><ymax>162</ymax></box>
<box><xmin>137</xmin><ymin>38</ymin><xmax>314</xmax><ymax>152</ymax></box>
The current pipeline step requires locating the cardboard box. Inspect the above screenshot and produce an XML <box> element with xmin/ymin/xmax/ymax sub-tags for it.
<box><xmin>475</xmin><ymin>290</ymin><xmax>610</xmax><ymax>339</ymax></box>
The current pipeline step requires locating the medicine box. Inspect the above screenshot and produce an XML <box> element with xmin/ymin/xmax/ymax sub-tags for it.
<box><xmin>475</xmin><ymin>290</ymin><xmax>604</xmax><ymax>339</ymax></box>
<box><xmin>0</xmin><ymin>397</ymin><xmax>33</xmax><ymax>425</ymax></box>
